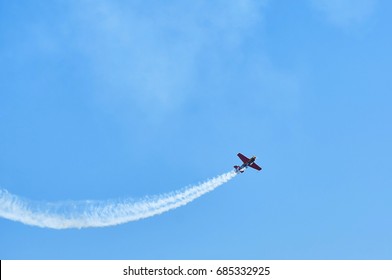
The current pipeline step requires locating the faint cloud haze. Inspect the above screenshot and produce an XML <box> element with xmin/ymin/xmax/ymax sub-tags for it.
<box><xmin>69</xmin><ymin>0</ymin><xmax>267</xmax><ymax>113</ymax></box>
<box><xmin>311</xmin><ymin>0</ymin><xmax>376</xmax><ymax>27</ymax></box>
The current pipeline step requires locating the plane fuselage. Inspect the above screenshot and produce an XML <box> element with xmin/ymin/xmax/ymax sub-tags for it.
<box><xmin>238</xmin><ymin>156</ymin><xmax>256</xmax><ymax>171</ymax></box>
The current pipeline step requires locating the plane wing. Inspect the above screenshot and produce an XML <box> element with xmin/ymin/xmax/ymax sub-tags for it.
<box><xmin>237</xmin><ymin>153</ymin><xmax>250</xmax><ymax>163</ymax></box>
<box><xmin>250</xmin><ymin>162</ymin><xmax>262</xmax><ymax>171</ymax></box>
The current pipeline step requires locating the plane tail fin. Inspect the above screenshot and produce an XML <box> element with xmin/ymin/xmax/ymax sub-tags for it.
<box><xmin>234</xmin><ymin>166</ymin><xmax>244</xmax><ymax>173</ymax></box>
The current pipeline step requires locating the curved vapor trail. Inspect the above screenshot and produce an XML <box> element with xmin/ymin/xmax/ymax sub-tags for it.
<box><xmin>0</xmin><ymin>171</ymin><xmax>236</xmax><ymax>229</ymax></box>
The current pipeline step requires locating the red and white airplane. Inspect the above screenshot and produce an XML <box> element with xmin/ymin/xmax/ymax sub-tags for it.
<box><xmin>234</xmin><ymin>153</ymin><xmax>262</xmax><ymax>173</ymax></box>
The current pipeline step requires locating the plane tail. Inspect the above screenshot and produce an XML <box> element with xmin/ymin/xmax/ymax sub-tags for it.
<box><xmin>234</xmin><ymin>166</ymin><xmax>244</xmax><ymax>173</ymax></box>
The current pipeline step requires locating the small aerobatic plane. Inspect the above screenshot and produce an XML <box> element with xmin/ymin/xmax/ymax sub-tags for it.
<box><xmin>234</xmin><ymin>153</ymin><xmax>262</xmax><ymax>173</ymax></box>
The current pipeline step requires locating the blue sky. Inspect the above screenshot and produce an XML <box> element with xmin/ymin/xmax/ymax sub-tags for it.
<box><xmin>1</xmin><ymin>0</ymin><xmax>391</xmax><ymax>259</ymax></box>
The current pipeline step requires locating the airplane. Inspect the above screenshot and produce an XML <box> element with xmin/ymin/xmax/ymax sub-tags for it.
<box><xmin>234</xmin><ymin>153</ymin><xmax>262</xmax><ymax>173</ymax></box>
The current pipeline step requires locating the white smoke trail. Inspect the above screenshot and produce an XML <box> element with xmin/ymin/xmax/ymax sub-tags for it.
<box><xmin>0</xmin><ymin>171</ymin><xmax>236</xmax><ymax>229</ymax></box>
